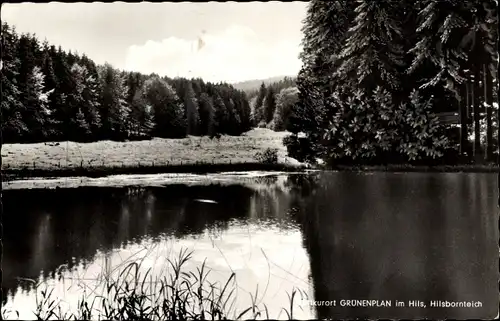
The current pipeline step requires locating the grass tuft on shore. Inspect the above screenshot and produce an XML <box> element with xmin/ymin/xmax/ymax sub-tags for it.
<box><xmin>1</xmin><ymin>248</ymin><xmax>308</xmax><ymax>321</ymax></box>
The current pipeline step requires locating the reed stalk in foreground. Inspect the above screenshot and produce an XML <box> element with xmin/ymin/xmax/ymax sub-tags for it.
<box><xmin>2</xmin><ymin>248</ymin><xmax>308</xmax><ymax>320</ymax></box>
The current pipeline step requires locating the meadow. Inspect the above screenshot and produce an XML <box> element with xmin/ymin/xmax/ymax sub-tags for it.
<box><xmin>1</xmin><ymin>129</ymin><xmax>304</xmax><ymax>176</ymax></box>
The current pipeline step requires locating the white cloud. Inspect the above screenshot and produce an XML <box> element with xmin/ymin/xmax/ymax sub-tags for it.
<box><xmin>124</xmin><ymin>25</ymin><xmax>302</xmax><ymax>83</ymax></box>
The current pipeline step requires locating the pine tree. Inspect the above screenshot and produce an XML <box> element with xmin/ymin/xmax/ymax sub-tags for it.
<box><xmin>79</xmin><ymin>54</ymin><xmax>102</xmax><ymax>139</ymax></box>
<box><xmin>67</xmin><ymin>63</ymin><xmax>102</xmax><ymax>141</ymax></box>
<box><xmin>237</xmin><ymin>91</ymin><xmax>252</xmax><ymax>132</ymax></box>
<box><xmin>129</xmin><ymin>89</ymin><xmax>154</xmax><ymax>138</ymax></box>
<box><xmin>50</xmin><ymin>46</ymin><xmax>74</xmax><ymax>139</ymax></box>
<box><xmin>28</xmin><ymin>33</ymin><xmax>44</xmax><ymax>69</ymax></box>
<box><xmin>335</xmin><ymin>0</ymin><xmax>406</xmax><ymax>98</ymax></box>
<box><xmin>213</xmin><ymin>93</ymin><xmax>229</xmax><ymax>134</ymax></box>
<box><xmin>184</xmin><ymin>81</ymin><xmax>200</xmax><ymax>136</ymax></box>
<box><xmin>272</xmin><ymin>87</ymin><xmax>299</xmax><ymax>131</ymax></box>
<box><xmin>84</xmin><ymin>72</ymin><xmax>102</xmax><ymax>140</ymax></box>
<box><xmin>461</xmin><ymin>0</ymin><xmax>498</xmax><ymax>162</ymax></box>
<box><xmin>24</xmin><ymin>66</ymin><xmax>51</xmax><ymax>141</ymax></box>
<box><xmin>67</xmin><ymin>63</ymin><xmax>87</xmax><ymax>140</ymax></box>
<box><xmin>198</xmin><ymin>93</ymin><xmax>216</xmax><ymax>136</ymax></box>
<box><xmin>98</xmin><ymin>63</ymin><xmax>130</xmax><ymax>140</ymax></box>
<box><xmin>38</xmin><ymin>41</ymin><xmax>60</xmax><ymax>139</ymax></box>
<box><xmin>1</xmin><ymin>23</ymin><xmax>27</xmax><ymax>142</ymax></box>
<box><xmin>286</xmin><ymin>1</ymin><xmax>357</xmax><ymax>161</ymax></box>
<box><xmin>253</xmin><ymin>82</ymin><xmax>267</xmax><ymax>126</ymax></box>
<box><xmin>408</xmin><ymin>0</ymin><xmax>468</xmax><ymax>93</ymax></box>
<box><xmin>141</xmin><ymin>76</ymin><xmax>186</xmax><ymax>138</ymax></box>
<box><xmin>75</xmin><ymin>108</ymin><xmax>91</xmax><ymax>138</ymax></box>
<box><xmin>410</xmin><ymin>0</ymin><xmax>498</xmax><ymax>162</ymax></box>
<box><xmin>226</xmin><ymin>97</ymin><xmax>241</xmax><ymax>135</ymax></box>
<box><xmin>263</xmin><ymin>87</ymin><xmax>276</xmax><ymax>124</ymax></box>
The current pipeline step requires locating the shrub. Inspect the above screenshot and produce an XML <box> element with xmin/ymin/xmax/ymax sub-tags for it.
<box><xmin>283</xmin><ymin>135</ymin><xmax>315</xmax><ymax>164</ymax></box>
<box><xmin>254</xmin><ymin>148</ymin><xmax>278</xmax><ymax>164</ymax></box>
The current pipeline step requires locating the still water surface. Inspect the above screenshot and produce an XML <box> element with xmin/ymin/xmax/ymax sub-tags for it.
<box><xmin>2</xmin><ymin>172</ymin><xmax>498</xmax><ymax>319</ymax></box>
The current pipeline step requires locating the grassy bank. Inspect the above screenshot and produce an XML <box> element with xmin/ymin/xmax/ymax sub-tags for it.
<box><xmin>2</xmin><ymin>162</ymin><xmax>305</xmax><ymax>181</ymax></box>
<box><xmin>1</xmin><ymin>249</ymin><xmax>305</xmax><ymax>320</ymax></box>
<box><xmin>1</xmin><ymin>129</ymin><xmax>306</xmax><ymax>180</ymax></box>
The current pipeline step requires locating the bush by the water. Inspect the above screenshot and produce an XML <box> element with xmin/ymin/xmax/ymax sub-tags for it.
<box><xmin>254</xmin><ymin>148</ymin><xmax>278</xmax><ymax>164</ymax></box>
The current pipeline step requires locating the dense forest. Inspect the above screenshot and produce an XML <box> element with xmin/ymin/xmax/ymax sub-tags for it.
<box><xmin>285</xmin><ymin>0</ymin><xmax>499</xmax><ymax>165</ymax></box>
<box><xmin>1</xmin><ymin>22</ymin><xmax>268</xmax><ymax>143</ymax></box>
<box><xmin>2</xmin><ymin>1</ymin><xmax>499</xmax><ymax>167</ymax></box>
<box><xmin>248</xmin><ymin>76</ymin><xmax>298</xmax><ymax>130</ymax></box>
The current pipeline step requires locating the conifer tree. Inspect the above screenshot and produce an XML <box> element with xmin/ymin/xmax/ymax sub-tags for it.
<box><xmin>253</xmin><ymin>82</ymin><xmax>267</xmax><ymax>126</ymax></box>
<box><xmin>272</xmin><ymin>87</ymin><xmax>299</xmax><ymax>131</ymax></box>
<box><xmin>24</xmin><ymin>66</ymin><xmax>51</xmax><ymax>140</ymax></box>
<box><xmin>213</xmin><ymin>94</ymin><xmax>229</xmax><ymax>134</ymax></box>
<box><xmin>1</xmin><ymin>23</ymin><xmax>27</xmax><ymax>142</ymax></box>
<box><xmin>286</xmin><ymin>1</ymin><xmax>357</xmax><ymax>160</ymax></box>
<box><xmin>198</xmin><ymin>93</ymin><xmax>216</xmax><ymax>136</ymax></box>
<box><xmin>263</xmin><ymin>87</ymin><xmax>277</xmax><ymax>124</ymax></box>
<box><xmin>335</xmin><ymin>0</ymin><xmax>406</xmax><ymax>98</ymax></box>
<box><xmin>129</xmin><ymin>88</ymin><xmax>154</xmax><ymax>138</ymax></box>
<box><xmin>184</xmin><ymin>81</ymin><xmax>200</xmax><ymax>136</ymax></box>
<box><xmin>141</xmin><ymin>76</ymin><xmax>186</xmax><ymax>138</ymax></box>
<box><xmin>98</xmin><ymin>63</ymin><xmax>130</xmax><ymax>140</ymax></box>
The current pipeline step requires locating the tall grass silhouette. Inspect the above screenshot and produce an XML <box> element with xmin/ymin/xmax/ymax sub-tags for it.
<box><xmin>2</xmin><ymin>248</ymin><xmax>309</xmax><ymax>320</ymax></box>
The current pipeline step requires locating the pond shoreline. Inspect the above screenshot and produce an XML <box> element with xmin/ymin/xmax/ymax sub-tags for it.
<box><xmin>325</xmin><ymin>164</ymin><xmax>500</xmax><ymax>173</ymax></box>
<box><xmin>2</xmin><ymin>162</ymin><xmax>307</xmax><ymax>182</ymax></box>
<box><xmin>3</xmin><ymin>163</ymin><xmax>499</xmax><ymax>183</ymax></box>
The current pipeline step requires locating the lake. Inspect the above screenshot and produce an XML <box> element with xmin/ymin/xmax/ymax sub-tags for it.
<box><xmin>2</xmin><ymin>171</ymin><xmax>498</xmax><ymax>319</ymax></box>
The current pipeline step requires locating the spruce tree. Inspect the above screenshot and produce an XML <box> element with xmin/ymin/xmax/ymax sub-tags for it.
<box><xmin>129</xmin><ymin>89</ymin><xmax>154</xmax><ymax>138</ymax></box>
<box><xmin>286</xmin><ymin>0</ymin><xmax>357</xmax><ymax>161</ymax></box>
<box><xmin>98</xmin><ymin>63</ymin><xmax>130</xmax><ymax>140</ymax></box>
<box><xmin>198</xmin><ymin>93</ymin><xmax>216</xmax><ymax>136</ymax></box>
<box><xmin>184</xmin><ymin>81</ymin><xmax>200</xmax><ymax>136</ymax></box>
<box><xmin>141</xmin><ymin>76</ymin><xmax>186</xmax><ymax>138</ymax></box>
<box><xmin>263</xmin><ymin>87</ymin><xmax>277</xmax><ymax>124</ymax></box>
<box><xmin>254</xmin><ymin>82</ymin><xmax>267</xmax><ymax>126</ymax></box>
<box><xmin>1</xmin><ymin>23</ymin><xmax>27</xmax><ymax>142</ymax></box>
<box><xmin>50</xmin><ymin>46</ymin><xmax>74</xmax><ymax>138</ymax></box>
<box><xmin>213</xmin><ymin>93</ymin><xmax>229</xmax><ymax>134</ymax></box>
<box><xmin>24</xmin><ymin>66</ymin><xmax>50</xmax><ymax>141</ymax></box>
<box><xmin>335</xmin><ymin>0</ymin><xmax>406</xmax><ymax>97</ymax></box>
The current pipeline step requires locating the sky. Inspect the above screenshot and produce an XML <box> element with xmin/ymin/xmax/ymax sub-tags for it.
<box><xmin>1</xmin><ymin>2</ymin><xmax>308</xmax><ymax>83</ymax></box>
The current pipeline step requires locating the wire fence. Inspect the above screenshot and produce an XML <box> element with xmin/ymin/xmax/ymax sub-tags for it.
<box><xmin>1</xmin><ymin>157</ymin><xmax>302</xmax><ymax>182</ymax></box>
<box><xmin>1</xmin><ymin>135</ymin><xmax>293</xmax><ymax>179</ymax></box>
<box><xmin>3</xmin><ymin>156</ymin><xmax>293</xmax><ymax>170</ymax></box>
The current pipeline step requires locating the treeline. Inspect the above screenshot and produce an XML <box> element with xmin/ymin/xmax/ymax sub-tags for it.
<box><xmin>249</xmin><ymin>76</ymin><xmax>298</xmax><ymax>131</ymax></box>
<box><xmin>286</xmin><ymin>0</ymin><xmax>498</xmax><ymax>165</ymax></box>
<box><xmin>1</xmin><ymin>22</ymin><xmax>252</xmax><ymax>144</ymax></box>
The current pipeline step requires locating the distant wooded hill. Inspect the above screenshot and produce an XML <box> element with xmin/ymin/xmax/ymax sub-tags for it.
<box><xmin>232</xmin><ymin>76</ymin><xmax>296</xmax><ymax>94</ymax></box>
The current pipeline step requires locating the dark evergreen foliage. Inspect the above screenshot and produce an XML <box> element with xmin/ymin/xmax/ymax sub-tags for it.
<box><xmin>1</xmin><ymin>22</ymin><xmax>253</xmax><ymax>143</ymax></box>
<box><xmin>285</xmin><ymin>0</ymin><xmax>498</xmax><ymax>165</ymax></box>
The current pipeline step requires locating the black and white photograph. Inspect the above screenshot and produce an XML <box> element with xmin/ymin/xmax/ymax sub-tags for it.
<box><xmin>1</xmin><ymin>1</ymin><xmax>499</xmax><ymax>319</ymax></box>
